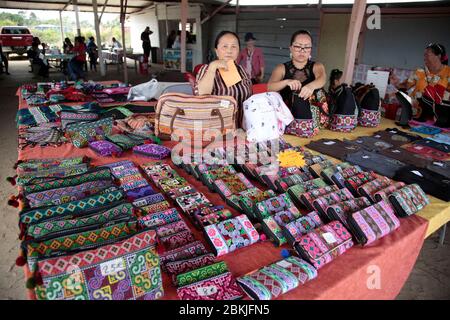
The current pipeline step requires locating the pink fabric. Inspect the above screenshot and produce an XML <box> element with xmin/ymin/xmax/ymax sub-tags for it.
<box><xmin>237</xmin><ymin>47</ymin><xmax>265</xmax><ymax>79</ymax></box>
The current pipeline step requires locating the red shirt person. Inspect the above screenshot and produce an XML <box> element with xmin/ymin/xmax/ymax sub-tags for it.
<box><xmin>236</xmin><ymin>32</ymin><xmax>265</xmax><ymax>83</ymax></box>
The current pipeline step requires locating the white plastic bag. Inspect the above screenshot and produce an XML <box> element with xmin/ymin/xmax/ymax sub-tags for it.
<box><xmin>243</xmin><ymin>92</ymin><xmax>293</xmax><ymax>142</ymax></box>
<box><xmin>127</xmin><ymin>78</ymin><xmax>159</xmax><ymax>101</ymax></box>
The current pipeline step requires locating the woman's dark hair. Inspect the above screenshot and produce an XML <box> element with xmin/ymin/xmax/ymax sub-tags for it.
<box><xmin>426</xmin><ymin>43</ymin><xmax>448</xmax><ymax>65</ymax></box>
<box><xmin>290</xmin><ymin>30</ymin><xmax>313</xmax><ymax>46</ymax></box>
<box><xmin>214</xmin><ymin>31</ymin><xmax>240</xmax><ymax>49</ymax></box>
<box><xmin>328</xmin><ymin>68</ymin><xmax>343</xmax><ymax>92</ymax></box>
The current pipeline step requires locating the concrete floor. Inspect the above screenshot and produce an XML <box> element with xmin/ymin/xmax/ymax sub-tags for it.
<box><xmin>0</xmin><ymin>59</ymin><xmax>449</xmax><ymax>300</ymax></box>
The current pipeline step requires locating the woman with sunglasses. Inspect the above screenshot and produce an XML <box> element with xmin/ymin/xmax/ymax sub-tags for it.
<box><xmin>268</xmin><ymin>30</ymin><xmax>327</xmax><ymax>136</ymax></box>
<box><xmin>406</xmin><ymin>43</ymin><xmax>449</xmax><ymax>127</ymax></box>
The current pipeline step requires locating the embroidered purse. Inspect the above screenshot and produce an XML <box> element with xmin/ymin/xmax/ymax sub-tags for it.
<box><xmin>66</xmin><ymin>117</ymin><xmax>114</xmax><ymax>148</ymax></box>
<box><xmin>176</xmin><ymin>192</ymin><xmax>213</xmax><ymax>213</ymax></box>
<box><xmin>138</xmin><ymin>208</ymin><xmax>180</xmax><ymax>228</ymax></box>
<box><xmin>313</xmin><ymin>188</ymin><xmax>355</xmax><ymax>218</ymax></box>
<box><xmin>287</xmin><ymin>178</ymin><xmax>329</xmax><ymax>207</ymax></box>
<box><xmin>239</xmin><ymin>189</ymin><xmax>277</xmax><ymax>220</ymax></box>
<box><xmin>320</xmin><ymin>162</ymin><xmax>353</xmax><ymax>185</ymax></box>
<box><xmin>254</xmin><ymin>194</ymin><xmax>298</xmax><ymax>220</ymax></box>
<box><xmin>160</xmin><ymin>241</ymin><xmax>209</xmax><ymax>271</ymax></box>
<box><xmin>176</xmin><ymin>271</ymin><xmax>243</xmax><ymax>300</ymax></box>
<box><xmin>133</xmin><ymin>144</ymin><xmax>171</xmax><ymax>160</ymax></box>
<box><xmin>132</xmin><ymin>193</ymin><xmax>165</xmax><ymax>207</ymax></box>
<box><xmin>373</xmin><ymin>182</ymin><xmax>406</xmax><ymax>203</ymax></box>
<box><xmin>214</xmin><ymin>173</ymin><xmax>255</xmax><ymax>199</ymax></box>
<box><xmin>388</xmin><ymin>184</ymin><xmax>430</xmax><ymax>217</ymax></box>
<box><xmin>88</xmin><ymin>140</ymin><xmax>123</xmax><ymax>157</ymax></box>
<box><xmin>160</xmin><ymin>230</ymin><xmax>196</xmax><ymax>250</ymax></box>
<box><xmin>237</xmin><ymin>257</ymin><xmax>317</xmax><ymax>300</ymax></box>
<box><xmin>344</xmin><ymin>171</ymin><xmax>379</xmax><ymax>196</ymax></box>
<box><xmin>300</xmin><ymin>185</ymin><xmax>339</xmax><ymax>211</ymax></box>
<box><xmin>34</xmin><ymin>229</ymin><xmax>163</xmax><ymax>300</ymax></box>
<box><xmin>347</xmin><ymin>200</ymin><xmax>400</xmax><ymax>246</ymax></box>
<box><xmin>326</xmin><ymin>197</ymin><xmax>372</xmax><ymax>227</ymax></box>
<box><xmin>166</xmin><ymin>253</ymin><xmax>217</xmax><ymax>283</ymax></box>
<box><xmin>176</xmin><ymin>261</ymin><xmax>228</xmax><ymax>287</ymax></box>
<box><xmin>282</xmin><ymin>211</ymin><xmax>324</xmax><ymax>246</ymax></box>
<box><xmin>295</xmin><ymin>221</ymin><xmax>354</xmax><ymax>269</ymax></box>
<box><xmin>204</xmin><ymin>215</ymin><xmax>259</xmax><ymax>256</ymax></box>
<box><xmin>331</xmin><ymin>165</ymin><xmax>363</xmax><ymax>188</ymax></box>
<box><xmin>141</xmin><ymin>201</ymin><xmax>172</xmax><ymax>215</ymax></box>
<box><xmin>356</xmin><ymin>176</ymin><xmax>392</xmax><ymax>202</ymax></box>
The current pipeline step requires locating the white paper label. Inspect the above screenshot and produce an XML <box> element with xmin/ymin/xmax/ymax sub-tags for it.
<box><xmin>433</xmin><ymin>162</ymin><xmax>444</xmax><ymax>167</ymax></box>
<box><xmin>323</xmin><ymin>232</ymin><xmax>337</xmax><ymax>244</ymax></box>
<box><xmin>323</xmin><ymin>141</ymin><xmax>336</xmax><ymax>145</ymax></box>
<box><xmin>362</xmin><ymin>155</ymin><xmax>370</xmax><ymax>159</ymax></box>
<box><xmin>414</xmin><ymin>146</ymin><xmax>424</xmax><ymax>150</ymax></box>
<box><xmin>411</xmin><ymin>170</ymin><xmax>423</xmax><ymax>177</ymax></box>
<box><xmin>276</xmin><ymin>260</ymin><xmax>293</xmax><ymax>268</ymax></box>
<box><xmin>220</xmin><ymin>100</ymin><xmax>230</xmax><ymax>108</ymax></box>
<box><xmin>196</xmin><ymin>285</ymin><xmax>218</xmax><ymax>297</ymax></box>
<box><xmin>374</xmin><ymin>135</ymin><xmax>381</xmax><ymax>138</ymax></box>
<box><xmin>100</xmin><ymin>258</ymin><xmax>126</xmax><ymax>277</ymax></box>
<box><xmin>392</xmin><ymin>149</ymin><xmax>401</xmax><ymax>153</ymax></box>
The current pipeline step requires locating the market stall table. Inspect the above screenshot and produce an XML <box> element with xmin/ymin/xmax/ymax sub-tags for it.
<box><xmin>14</xmin><ymin>90</ymin><xmax>445</xmax><ymax>299</ymax></box>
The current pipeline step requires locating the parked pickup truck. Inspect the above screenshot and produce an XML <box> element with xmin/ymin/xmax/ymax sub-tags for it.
<box><xmin>0</xmin><ymin>26</ymin><xmax>34</xmax><ymax>56</ymax></box>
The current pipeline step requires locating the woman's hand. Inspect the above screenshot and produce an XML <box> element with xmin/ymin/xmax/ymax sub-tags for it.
<box><xmin>286</xmin><ymin>79</ymin><xmax>302</xmax><ymax>92</ymax></box>
<box><xmin>299</xmin><ymin>84</ymin><xmax>314</xmax><ymax>99</ymax></box>
<box><xmin>210</xmin><ymin>59</ymin><xmax>228</xmax><ymax>72</ymax></box>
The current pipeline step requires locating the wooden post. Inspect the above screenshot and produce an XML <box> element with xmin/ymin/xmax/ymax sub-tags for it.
<box><xmin>73</xmin><ymin>0</ymin><xmax>81</xmax><ymax>37</ymax></box>
<box><xmin>180</xmin><ymin>0</ymin><xmax>188</xmax><ymax>73</ymax></box>
<box><xmin>59</xmin><ymin>11</ymin><xmax>65</xmax><ymax>49</ymax></box>
<box><xmin>120</xmin><ymin>0</ymin><xmax>129</xmax><ymax>84</ymax></box>
<box><xmin>92</xmin><ymin>0</ymin><xmax>106</xmax><ymax>77</ymax></box>
<box><xmin>235</xmin><ymin>0</ymin><xmax>240</xmax><ymax>34</ymax></box>
<box><xmin>342</xmin><ymin>0</ymin><xmax>367</xmax><ymax>84</ymax></box>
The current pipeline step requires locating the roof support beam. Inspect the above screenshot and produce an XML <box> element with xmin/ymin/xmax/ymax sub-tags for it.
<box><xmin>99</xmin><ymin>0</ymin><xmax>109</xmax><ymax>24</ymax></box>
<box><xmin>92</xmin><ymin>0</ymin><xmax>106</xmax><ymax>77</ymax></box>
<box><xmin>201</xmin><ymin>0</ymin><xmax>232</xmax><ymax>25</ymax></box>
<box><xmin>180</xmin><ymin>0</ymin><xmax>188</xmax><ymax>73</ymax></box>
<box><xmin>120</xmin><ymin>0</ymin><xmax>129</xmax><ymax>84</ymax></box>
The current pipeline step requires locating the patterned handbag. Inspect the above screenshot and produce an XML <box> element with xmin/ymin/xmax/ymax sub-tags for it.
<box><xmin>133</xmin><ymin>144</ymin><xmax>171</xmax><ymax>160</ymax></box>
<box><xmin>357</xmin><ymin>177</ymin><xmax>393</xmax><ymax>202</ymax></box>
<box><xmin>354</xmin><ymin>84</ymin><xmax>381</xmax><ymax>127</ymax></box>
<box><xmin>214</xmin><ymin>173</ymin><xmax>255</xmax><ymax>199</ymax></box>
<box><xmin>320</xmin><ymin>162</ymin><xmax>353</xmax><ymax>185</ymax></box>
<box><xmin>295</xmin><ymin>221</ymin><xmax>354</xmax><ymax>269</ymax></box>
<box><xmin>137</xmin><ymin>208</ymin><xmax>180</xmax><ymax>228</ymax></box>
<box><xmin>326</xmin><ymin>197</ymin><xmax>372</xmax><ymax>227</ymax></box>
<box><xmin>373</xmin><ymin>182</ymin><xmax>406</xmax><ymax>203</ymax></box>
<box><xmin>388</xmin><ymin>184</ymin><xmax>430</xmax><ymax>217</ymax></box>
<box><xmin>166</xmin><ymin>253</ymin><xmax>217</xmax><ymax>284</ymax></box>
<box><xmin>88</xmin><ymin>140</ymin><xmax>123</xmax><ymax>157</ymax></box>
<box><xmin>344</xmin><ymin>171</ymin><xmax>379</xmax><ymax>197</ymax></box>
<box><xmin>239</xmin><ymin>189</ymin><xmax>277</xmax><ymax>220</ymax></box>
<box><xmin>254</xmin><ymin>194</ymin><xmax>298</xmax><ymax>220</ymax></box>
<box><xmin>331</xmin><ymin>165</ymin><xmax>363</xmax><ymax>188</ymax></box>
<box><xmin>328</xmin><ymin>84</ymin><xmax>358</xmax><ymax>132</ymax></box>
<box><xmin>285</xmin><ymin>119</ymin><xmax>319</xmax><ymax>138</ymax></box>
<box><xmin>26</xmin><ymin>203</ymin><xmax>134</xmax><ymax>240</ymax></box>
<box><xmin>313</xmin><ymin>188</ymin><xmax>355</xmax><ymax>218</ymax></box>
<box><xmin>25</xmin><ymin>179</ymin><xmax>114</xmax><ymax>208</ymax></box>
<box><xmin>66</xmin><ymin>117</ymin><xmax>114</xmax><ymax>148</ymax></box>
<box><xmin>201</xmin><ymin>165</ymin><xmax>237</xmax><ymax>190</ymax></box>
<box><xmin>261</xmin><ymin>216</ymin><xmax>288</xmax><ymax>246</ymax></box>
<box><xmin>287</xmin><ymin>178</ymin><xmax>328</xmax><ymax>207</ymax></box>
<box><xmin>237</xmin><ymin>257</ymin><xmax>317</xmax><ymax>300</ymax></box>
<box><xmin>160</xmin><ymin>241</ymin><xmax>209</xmax><ymax>272</ymax></box>
<box><xmin>282</xmin><ymin>211</ymin><xmax>324</xmax><ymax>246</ymax></box>
<box><xmin>22</xmin><ymin>221</ymin><xmax>140</xmax><ymax>274</ymax></box>
<box><xmin>34</xmin><ymin>229</ymin><xmax>163</xmax><ymax>300</ymax></box>
<box><xmin>300</xmin><ymin>185</ymin><xmax>339</xmax><ymax>211</ymax></box>
<box><xmin>176</xmin><ymin>271</ymin><xmax>243</xmax><ymax>300</ymax></box>
<box><xmin>22</xmin><ymin>167</ymin><xmax>111</xmax><ymax>195</ymax></box>
<box><xmin>19</xmin><ymin>190</ymin><xmax>125</xmax><ymax>233</ymax></box>
<box><xmin>347</xmin><ymin>200</ymin><xmax>401</xmax><ymax>246</ymax></box>
<box><xmin>204</xmin><ymin>215</ymin><xmax>259</xmax><ymax>256</ymax></box>
<box><xmin>275</xmin><ymin>173</ymin><xmax>314</xmax><ymax>192</ymax></box>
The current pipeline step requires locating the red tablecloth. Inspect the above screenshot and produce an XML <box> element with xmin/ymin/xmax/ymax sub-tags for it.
<box><xmin>18</xmin><ymin>139</ymin><xmax>428</xmax><ymax>300</ymax></box>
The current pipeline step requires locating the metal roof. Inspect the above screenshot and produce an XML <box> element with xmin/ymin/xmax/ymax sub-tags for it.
<box><xmin>0</xmin><ymin>0</ymin><xmax>230</xmax><ymax>14</ymax></box>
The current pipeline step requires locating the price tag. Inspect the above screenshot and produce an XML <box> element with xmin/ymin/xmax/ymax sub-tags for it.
<box><xmin>392</xmin><ymin>149</ymin><xmax>401</xmax><ymax>153</ymax></box>
<box><xmin>196</xmin><ymin>285</ymin><xmax>218</xmax><ymax>297</ymax></box>
<box><xmin>433</xmin><ymin>162</ymin><xmax>444</xmax><ymax>167</ymax></box>
<box><xmin>100</xmin><ymin>258</ymin><xmax>126</xmax><ymax>277</ymax></box>
<box><xmin>323</xmin><ymin>141</ymin><xmax>336</xmax><ymax>145</ymax></box>
<box><xmin>220</xmin><ymin>100</ymin><xmax>230</xmax><ymax>108</ymax></box>
<box><xmin>362</xmin><ymin>155</ymin><xmax>370</xmax><ymax>159</ymax></box>
<box><xmin>411</xmin><ymin>170</ymin><xmax>423</xmax><ymax>177</ymax></box>
<box><xmin>323</xmin><ymin>232</ymin><xmax>337</xmax><ymax>244</ymax></box>
<box><xmin>276</xmin><ymin>260</ymin><xmax>293</xmax><ymax>268</ymax></box>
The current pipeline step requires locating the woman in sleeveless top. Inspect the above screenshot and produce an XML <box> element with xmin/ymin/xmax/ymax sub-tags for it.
<box><xmin>268</xmin><ymin>30</ymin><xmax>327</xmax><ymax>120</ymax></box>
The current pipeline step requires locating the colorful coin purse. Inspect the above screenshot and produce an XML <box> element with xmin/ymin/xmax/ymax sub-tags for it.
<box><xmin>89</xmin><ymin>140</ymin><xmax>123</xmax><ymax>157</ymax></box>
<box><xmin>388</xmin><ymin>184</ymin><xmax>430</xmax><ymax>218</ymax></box>
<box><xmin>204</xmin><ymin>215</ymin><xmax>259</xmax><ymax>256</ymax></box>
<box><xmin>237</xmin><ymin>256</ymin><xmax>317</xmax><ymax>300</ymax></box>
<box><xmin>133</xmin><ymin>144</ymin><xmax>171</xmax><ymax>160</ymax></box>
<box><xmin>346</xmin><ymin>200</ymin><xmax>400</xmax><ymax>246</ymax></box>
<box><xmin>34</xmin><ymin>230</ymin><xmax>163</xmax><ymax>300</ymax></box>
<box><xmin>295</xmin><ymin>221</ymin><xmax>354</xmax><ymax>269</ymax></box>
<box><xmin>66</xmin><ymin>117</ymin><xmax>114</xmax><ymax>148</ymax></box>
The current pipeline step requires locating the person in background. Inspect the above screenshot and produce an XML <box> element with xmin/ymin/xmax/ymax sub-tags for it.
<box><xmin>141</xmin><ymin>26</ymin><xmax>153</xmax><ymax>62</ymax></box>
<box><xmin>27</xmin><ymin>41</ymin><xmax>49</xmax><ymax>78</ymax></box>
<box><xmin>68</xmin><ymin>36</ymin><xmax>87</xmax><ymax>81</ymax></box>
<box><xmin>172</xmin><ymin>31</ymin><xmax>181</xmax><ymax>49</ymax></box>
<box><xmin>167</xmin><ymin>30</ymin><xmax>176</xmax><ymax>49</ymax></box>
<box><xmin>87</xmin><ymin>36</ymin><xmax>98</xmax><ymax>72</ymax></box>
<box><xmin>63</xmin><ymin>38</ymin><xmax>73</xmax><ymax>54</ymax></box>
<box><xmin>112</xmin><ymin>37</ymin><xmax>122</xmax><ymax>51</ymax></box>
<box><xmin>406</xmin><ymin>43</ymin><xmax>450</xmax><ymax>126</ymax></box>
<box><xmin>0</xmin><ymin>41</ymin><xmax>10</xmax><ymax>75</ymax></box>
<box><xmin>268</xmin><ymin>29</ymin><xmax>327</xmax><ymax>116</ymax></box>
<box><xmin>195</xmin><ymin>30</ymin><xmax>252</xmax><ymax>128</ymax></box>
<box><xmin>237</xmin><ymin>32</ymin><xmax>265</xmax><ymax>84</ymax></box>
<box><xmin>328</xmin><ymin>68</ymin><xmax>343</xmax><ymax>94</ymax></box>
